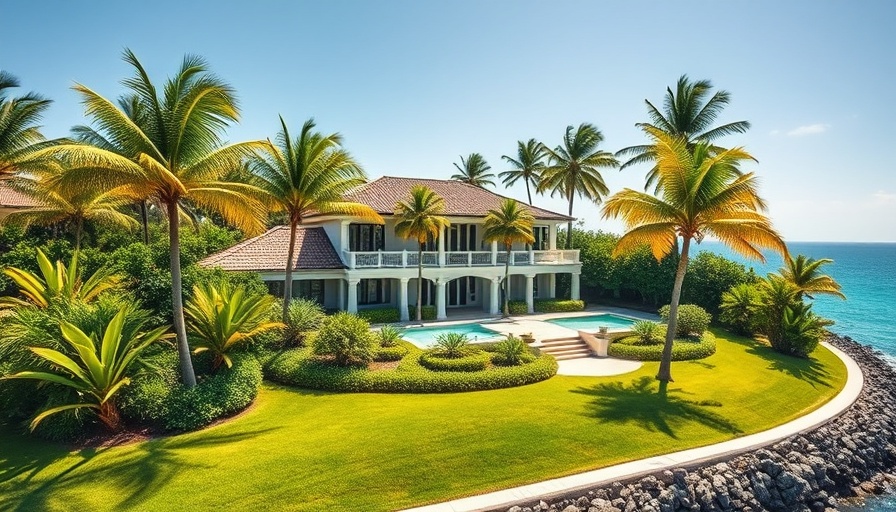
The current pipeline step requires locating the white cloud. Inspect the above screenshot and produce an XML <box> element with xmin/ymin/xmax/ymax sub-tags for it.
<box><xmin>786</xmin><ymin>123</ymin><xmax>830</xmax><ymax>136</ymax></box>
<box><xmin>872</xmin><ymin>190</ymin><xmax>896</xmax><ymax>204</ymax></box>
<box><xmin>769</xmin><ymin>129</ymin><xmax>780</xmax><ymax>136</ymax></box>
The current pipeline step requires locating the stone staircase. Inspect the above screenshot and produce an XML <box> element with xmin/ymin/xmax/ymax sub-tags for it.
<box><xmin>537</xmin><ymin>335</ymin><xmax>593</xmax><ymax>361</ymax></box>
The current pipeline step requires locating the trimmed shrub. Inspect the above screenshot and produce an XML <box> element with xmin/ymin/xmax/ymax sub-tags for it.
<box><xmin>534</xmin><ymin>299</ymin><xmax>585</xmax><ymax>313</ymax></box>
<box><xmin>433</xmin><ymin>332</ymin><xmax>470</xmax><ymax>358</ymax></box>
<box><xmin>658</xmin><ymin>304</ymin><xmax>712</xmax><ymax>337</ymax></box>
<box><xmin>284</xmin><ymin>299</ymin><xmax>325</xmax><ymax>346</ymax></box>
<box><xmin>419</xmin><ymin>350</ymin><xmax>488</xmax><ymax>372</ymax></box>
<box><xmin>608</xmin><ymin>332</ymin><xmax>717</xmax><ymax>361</ymax></box>
<box><xmin>313</xmin><ymin>312</ymin><xmax>376</xmax><ymax>366</ymax></box>
<box><xmin>408</xmin><ymin>305</ymin><xmax>437</xmax><ymax>321</ymax></box>
<box><xmin>358</xmin><ymin>307</ymin><xmax>400</xmax><ymax>324</ymax></box>
<box><xmin>374</xmin><ymin>345</ymin><xmax>409</xmax><ymax>362</ymax></box>
<box><xmin>631</xmin><ymin>320</ymin><xmax>664</xmax><ymax>345</ymax></box>
<box><xmin>491</xmin><ymin>335</ymin><xmax>534</xmax><ymax>366</ymax></box>
<box><xmin>507</xmin><ymin>301</ymin><xmax>527</xmax><ymax>315</ymax></box>
<box><xmin>377</xmin><ymin>325</ymin><xmax>404</xmax><ymax>347</ymax></box>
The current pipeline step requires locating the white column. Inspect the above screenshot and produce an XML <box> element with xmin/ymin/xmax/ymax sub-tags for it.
<box><xmin>435</xmin><ymin>278</ymin><xmax>447</xmax><ymax>320</ymax></box>
<box><xmin>525</xmin><ymin>274</ymin><xmax>535</xmax><ymax>314</ymax></box>
<box><xmin>491</xmin><ymin>240</ymin><xmax>498</xmax><ymax>266</ymax></box>
<box><xmin>548</xmin><ymin>224</ymin><xmax>557</xmax><ymax>250</ymax></box>
<box><xmin>347</xmin><ymin>278</ymin><xmax>360</xmax><ymax>313</ymax></box>
<box><xmin>489</xmin><ymin>277</ymin><xmax>501</xmax><ymax>315</ymax></box>
<box><xmin>438</xmin><ymin>226</ymin><xmax>446</xmax><ymax>267</ymax></box>
<box><xmin>399</xmin><ymin>277</ymin><xmax>410</xmax><ymax>322</ymax></box>
<box><xmin>528</xmin><ymin>248</ymin><xmax>534</xmax><ymax>265</ymax></box>
<box><xmin>571</xmin><ymin>272</ymin><xmax>580</xmax><ymax>300</ymax></box>
<box><xmin>338</xmin><ymin>277</ymin><xmax>345</xmax><ymax>308</ymax></box>
<box><xmin>340</xmin><ymin>221</ymin><xmax>350</xmax><ymax>253</ymax></box>
<box><xmin>547</xmin><ymin>274</ymin><xmax>556</xmax><ymax>299</ymax></box>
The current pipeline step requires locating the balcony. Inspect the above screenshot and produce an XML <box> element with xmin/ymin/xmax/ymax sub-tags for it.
<box><xmin>343</xmin><ymin>249</ymin><xmax>579</xmax><ymax>269</ymax></box>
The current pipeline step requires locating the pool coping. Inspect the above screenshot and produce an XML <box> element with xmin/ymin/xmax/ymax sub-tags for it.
<box><xmin>399</xmin><ymin>340</ymin><xmax>863</xmax><ymax>512</ymax></box>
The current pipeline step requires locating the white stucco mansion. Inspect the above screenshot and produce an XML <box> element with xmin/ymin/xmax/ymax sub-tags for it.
<box><xmin>200</xmin><ymin>177</ymin><xmax>583</xmax><ymax>321</ymax></box>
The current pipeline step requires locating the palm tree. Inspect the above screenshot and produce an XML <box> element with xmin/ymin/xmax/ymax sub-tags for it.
<box><xmin>451</xmin><ymin>153</ymin><xmax>495</xmax><ymax>188</ymax></box>
<box><xmin>539</xmin><ymin>123</ymin><xmax>619</xmax><ymax>249</ymax></box>
<box><xmin>32</xmin><ymin>50</ymin><xmax>268</xmax><ymax>388</ymax></box>
<box><xmin>777</xmin><ymin>254</ymin><xmax>845</xmax><ymax>300</ymax></box>
<box><xmin>250</xmin><ymin>117</ymin><xmax>382</xmax><ymax>320</ymax></box>
<box><xmin>482</xmin><ymin>198</ymin><xmax>534</xmax><ymax>317</ymax></box>
<box><xmin>500</xmin><ymin>139</ymin><xmax>545</xmax><ymax>205</ymax></box>
<box><xmin>394</xmin><ymin>186</ymin><xmax>450</xmax><ymax>321</ymax></box>
<box><xmin>602</xmin><ymin>128</ymin><xmax>786</xmax><ymax>383</ymax></box>
<box><xmin>0</xmin><ymin>72</ymin><xmax>53</xmax><ymax>180</ymax></box>
<box><xmin>617</xmin><ymin>75</ymin><xmax>751</xmax><ymax>191</ymax></box>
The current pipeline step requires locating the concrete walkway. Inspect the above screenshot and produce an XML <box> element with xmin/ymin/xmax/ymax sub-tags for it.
<box><xmin>401</xmin><ymin>341</ymin><xmax>864</xmax><ymax>512</ymax></box>
<box><xmin>556</xmin><ymin>356</ymin><xmax>642</xmax><ymax>377</ymax></box>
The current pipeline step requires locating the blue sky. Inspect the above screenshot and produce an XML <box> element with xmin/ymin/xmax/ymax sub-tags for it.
<box><xmin>2</xmin><ymin>0</ymin><xmax>894</xmax><ymax>241</ymax></box>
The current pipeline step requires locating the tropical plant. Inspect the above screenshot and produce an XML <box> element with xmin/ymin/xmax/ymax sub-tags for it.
<box><xmin>719</xmin><ymin>283</ymin><xmax>761</xmax><ymax>335</ymax></box>
<box><xmin>35</xmin><ymin>50</ymin><xmax>269</xmax><ymax>387</ymax></box>
<box><xmin>394</xmin><ymin>186</ymin><xmax>450</xmax><ymax>321</ymax></box>
<box><xmin>617</xmin><ymin>75</ymin><xmax>751</xmax><ymax>191</ymax></box>
<box><xmin>283</xmin><ymin>298</ymin><xmax>325</xmax><ymax>346</ymax></box>
<box><xmin>482</xmin><ymin>198</ymin><xmax>534</xmax><ymax>316</ymax></box>
<box><xmin>602</xmin><ymin>129</ymin><xmax>786</xmax><ymax>382</ymax></box>
<box><xmin>377</xmin><ymin>325</ymin><xmax>404</xmax><ymax>347</ymax></box>
<box><xmin>658</xmin><ymin>304</ymin><xmax>711</xmax><ymax>337</ymax></box>
<box><xmin>492</xmin><ymin>335</ymin><xmax>531</xmax><ymax>366</ymax></box>
<box><xmin>2</xmin><ymin>307</ymin><xmax>169</xmax><ymax>431</ymax></box>
<box><xmin>500</xmin><ymin>139</ymin><xmax>546</xmax><ymax>205</ymax></box>
<box><xmin>184</xmin><ymin>282</ymin><xmax>282</xmax><ymax>370</ymax></box>
<box><xmin>434</xmin><ymin>332</ymin><xmax>470</xmax><ymax>358</ymax></box>
<box><xmin>774</xmin><ymin>301</ymin><xmax>832</xmax><ymax>357</ymax></box>
<box><xmin>0</xmin><ymin>248</ymin><xmax>121</xmax><ymax>309</ymax></box>
<box><xmin>313</xmin><ymin>312</ymin><xmax>376</xmax><ymax>366</ymax></box>
<box><xmin>632</xmin><ymin>320</ymin><xmax>664</xmax><ymax>345</ymax></box>
<box><xmin>539</xmin><ymin>123</ymin><xmax>619</xmax><ymax>248</ymax></box>
<box><xmin>250</xmin><ymin>117</ymin><xmax>382</xmax><ymax>320</ymax></box>
<box><xmin>777</xmin><ymin>254</ymin><xmax>845</xmax><ymax>300</ymax></box>
<box><xmin>451</xmin><ymin>153</ymin><xmax>495</xmax><ymax>188</ymax></box>
<box><xmin>0</xmin><ymin>71</ymin><xmax>54</xmax><ymax>180</ymax></box>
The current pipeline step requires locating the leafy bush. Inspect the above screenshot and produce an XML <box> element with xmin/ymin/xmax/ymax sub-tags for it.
<box><xmin>770</xmin><ymin>302</ymin><xmax>830</xmax><ymax>357</ymax></box>
<box><xmin>419</xmin><ymin>350</ymin><xmax>488</xmax><ymax>372</ymax></box>
<box><xmin>313</xmin><ymin>312</ymin><xmax>376</xmax><ymax>366</ymax></box>
<box><xmin>631</xmin><ymin>320</ymin><xmax>664</xmax><ymax>345</ymax></box>
<box><xmin>534</xmin><ymin>299</ymin><xmax>585</xmax><ymax>313</ymax></box>
<box><xmin>374</xmin><ymin>345</ymin><xmax>409</xmax><ymax>362</ymax></box>
<box><xmin>609</xmin><ymin>332</ymin><xmax>717</xmax><ymax>361</ymax></box>
<box><xmin>719</xmin><ymin>283</ymin><xmax>761</xmax><ymax>335</ymax></box>
<box><xmin>681</xmin><ymin>251</ymin><xmax>757</xmax><ymax>316</ymax></box>
<box><xmin>658</xmin><ymin>304</ymin><xmax>712</xmax><ymax>337</ymax></box>
<box><xmin>433</xmin><ymin>332</ymin><xmax>470</xmax><ymax>358</ymax></box>
<box><xmin>408</xmin><ymin>305</ymin><xmax>437</xmax><ymax>321</ymax></box>
<box><xmin>283</xmin><ymin>298</ymin><xmax>325</xmax><ymax>346</ymax></box>
<box><xmin>507</xmin><ymin>300</ymin><xmax>527</xmax><ymax>315</ymax></box>
<box><xmin>358</xmin><ymin>307</ymin><xmax>400</xmax><ymax>324</ymax></box>
<box><xmin>377</xmin><ymin>325</ymin><xmax>404</xmax><ymax>347</ymax></box>
<box><xmin>491</xmin><ymin>335</ymin><xmax>534</xmax><ymax>366</ymax></box>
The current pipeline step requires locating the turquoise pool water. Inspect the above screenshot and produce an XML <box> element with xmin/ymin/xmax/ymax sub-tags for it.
<box><xmin>546</xmin><ymin>314</ymin><xmax>638</xmax><ymax>331</ymax></box>
<box><xmin>402</xmin><ymin>322</ymin><xmax>504</xmax><ymax>348</ymax></box>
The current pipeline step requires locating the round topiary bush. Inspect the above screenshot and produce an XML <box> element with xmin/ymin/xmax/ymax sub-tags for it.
<box><xmin>419</xmin><ymin>350</ymin><xmax>489</xmax><ymax>372</ymax></box>
<box><xmin>608</xmin><ymin>332</ymin><xmax>716</xmax><ymax>361</ymax></box>
<box><xmin>375</xmin><ymin>345</ymin><xmax>409</xmax><ymax>362</ymax></box>
<box><xmin>313</xmin><ymin>312</ymin><xmax>376</xmax><ymax>366</ymax></box>
<box><xmin>658</xmin><ymin>304</ymin><xmax>712</xmax><ymax>337</ymax></box>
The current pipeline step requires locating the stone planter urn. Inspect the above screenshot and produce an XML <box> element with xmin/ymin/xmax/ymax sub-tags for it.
<box><xmin>598</xmin><ymin>326</ymin><xmax>609</xmax><ymax>336</ymax></box>
<box><xmin>520</xmin><ymin>333</ymin><xmax>535</xmax><ymax>344</ymax></box>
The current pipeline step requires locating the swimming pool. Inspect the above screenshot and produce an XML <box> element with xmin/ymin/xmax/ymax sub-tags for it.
<box><xmin>401</xmin><ymin>322</ymin><xmax>504</xmax><ymax>348</ymax></box>
<box><xmin>546</xmin><ymin>314</ymin><xmax>638</xmax><ymax>332</ymax></box>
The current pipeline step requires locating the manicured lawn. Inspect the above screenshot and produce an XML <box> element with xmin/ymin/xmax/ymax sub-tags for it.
<box><xmin>0</xmin><ymin>330</ymin><xmax>847</xmax><ymax>512</ymax></box>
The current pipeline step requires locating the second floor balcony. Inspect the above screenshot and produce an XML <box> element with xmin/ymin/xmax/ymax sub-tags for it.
<box><xmin>343</xmin><ymin>249</ymin><xmax>579</xmax><ymax>270</ymax></box>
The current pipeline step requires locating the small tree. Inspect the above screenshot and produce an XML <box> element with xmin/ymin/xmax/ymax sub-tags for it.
<box><xmin>482</xmin><ymin>198</ymin><xmax>534</xmax><ymax>317</ymax></box>
<box><xmin>313</xmin><ymin>312</ymin><xmax>376</xmax><ymax>366</ymax></box>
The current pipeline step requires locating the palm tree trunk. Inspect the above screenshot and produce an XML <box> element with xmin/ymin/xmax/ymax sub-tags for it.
<box><xmin>503</xmin><ymin>245</ymin><xmax>511</xmax><ymax>317</ymax></box>
<box><xmin>416</xmin><ymin>247</ymin><xmax>423</xmax><ymax>321</ymax></box>
<box><xmin>525</xmin><ymin>179</ymin><xmax>533</xmax><ymax>205</ymax></box>
<box><xmin>656</xmin><ymin>236</ymin><xmax>691</xmax><ymax>383</ymax></box>
<box><xmin>168</xmin><ymin>201</ymin><xmax>197</xmax><ymax>388</ymax></box>
<box><xmin>282</xmin><ymin>221</ymin><xmax>298</xmax><ymax>321</ymax></box>
<box><xmin>75</xmin><ymin>217</ymin><xmax>83</xmax><ymax>252</ymax></box>
<box><xmin>140</xmin><ymin>201</ymin><xmax>149</xmax><ymax>244</ymax></box>
<box><xmin>565</xmin><ymin>195</ymin><xmax>574</xmax><ymax>250</ymax></box>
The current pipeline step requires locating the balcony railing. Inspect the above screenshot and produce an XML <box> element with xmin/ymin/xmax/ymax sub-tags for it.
<box><xmin>343</xmin><ymin>249</ymin><xmax>579</xmax><ymax>269</ymax></box>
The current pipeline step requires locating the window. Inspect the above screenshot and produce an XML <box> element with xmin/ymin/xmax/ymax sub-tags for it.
<box><xmin>448</xmin><ymin>224</ymin><xmax>477</xmax><ymax>251</ymax></box>
<box><xmin>292</xmin><ymin>280</ymin><xmax>325</xmax><ymax>305</ymax></box>
<box><xmin>266</xmin><ymin>280</ymin><xmax>284</xmax><ymax>298</ymax></box>
<box><xmin>349</xmin><ymin>224</ymin><xmax>385</xmax><ymax>251</ymax></box>
<box><xmin>532</xmin><ymin>226</ymin><xmax>549</xmax><ymax>250</ymax></box>
<box><xmin>359</xmin><ymin>278</ymin><xmax>390</xmax><ymax>305</ymax></box>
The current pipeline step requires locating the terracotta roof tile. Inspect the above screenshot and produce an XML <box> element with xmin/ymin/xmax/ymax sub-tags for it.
<box><xmin>0</xmin><ymin>182</ymin><xmax>41</xmax><ymax>208</ymax></box>
<box><xmin>199</xmin><ymin>226</ymin><xmax>345</xmax><ymax>272</ymax></box>
<box><xmin>341</xmin><ymin>176</ymin><xmax>572</xmax><ymax>221</ymax></box>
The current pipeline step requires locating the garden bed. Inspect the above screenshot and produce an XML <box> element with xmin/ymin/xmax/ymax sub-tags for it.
<box><xmin>608</xmin><ymin>332</ymin><xmax>717</xmax><ymax>361</ymax></box>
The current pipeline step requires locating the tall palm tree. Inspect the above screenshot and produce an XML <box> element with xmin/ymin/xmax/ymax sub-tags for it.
<box><xmin>251</xmin><ymin>116</ymin><xmax>383</xmax><ymax>320</ymax></box>
<box><xmin>602</xmin><ymin>128</ymin><xmax>786</xmax><ymax>383</ymax></box>
<box><xmin>451</xmin><ymin>153</ymin><xmax>495</xmax><ymax>188</ymax></box>
<box><xmin>483</xmin><ymin>198</ymin><xmax>534</xmax><ymax>317</ymax></box>
<box><xmin>32</xmin><ymin>50</ymin><xmax>268</xmax><ymax>388</ymax></box>
<box><xmin>0</xmin><ymin>72</ymin><xmax>54</xmax><ymax>180</ymax></box>
<box><xmin>617</xmin><ymin>75</ymin><xmax>751</xmax><ymax>191</ymax></box>
<box><xmin>539</xmin><ymin>123</ymin><xmax>619</xmax><ymax>249</ymax></box>
<box><xmin>394</xmin><ymin>186</ymin><xmax>450</xmax><ymax>321</ymax></box>
<box><xmin>500</xmin><ymin>139</ymin><xmax>545</xmax><ymax>205</ymax></box>
<box><xmin>777</xmin><ymin>254</ymin><xmax>845</xmax><ymax>300</ymax></box>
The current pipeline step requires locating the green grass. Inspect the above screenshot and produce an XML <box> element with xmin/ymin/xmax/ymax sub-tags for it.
<box><xmin>0</xmin><ymin>330</ymin><xmax>848</xmax><ymax>511</ymax></box>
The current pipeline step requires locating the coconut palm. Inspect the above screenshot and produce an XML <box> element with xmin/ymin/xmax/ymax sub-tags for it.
<box><xmin>451</xmin><ymin>153</ymin><xmax>495</xmax><ymax>188</ymax></box>
<box><xmin>394</xmin><ymin>186</ymin><xmax>450</xmax><ymax>321</ymax></box>
<box><xmin>776</xmin><ymin>254</ymin><xmax>845</xmax><ymax>300</ymax></box>
<box><xmin>250</xmin><ymin>116</ymin><xmax>383</xmax><ymax>320</ymax></box>
<box><xmin>483</xmin><ymin>198</ymin><xmax>534</xmax><ymax>316</ymax></box>
<box><xmin>500</xmin><ymin>139</ymin><xmax>546</xmax><ymax>205</ymax></box>
<box><xmin>539</xmin><ymin>123</ymin><xmax>619</xmax><ymax>249</ymax></box>
<box><xmin>617</xmin><ymin>75</ymin><xmax>751</xmax><ymax>191</ymax></box>
<box><xmin>602</xmin><ymin>128</ymin><xmax>786</xmax><ymax>383</ymax></box>
<box><xmin>0</xmin><ymin>72</ymin><xmax>54</xmax><ymax>180</ymax></box>
<box><xmin>31</xmin><ymin>50</ymin><xmax>268</xmax><ymax>388</ymax></box>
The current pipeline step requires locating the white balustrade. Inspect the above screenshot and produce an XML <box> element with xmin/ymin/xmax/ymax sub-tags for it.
<box><xmin>342</xmin><ymin>249</ymin><xmax>579</xmax><ymax>268</ymax></box>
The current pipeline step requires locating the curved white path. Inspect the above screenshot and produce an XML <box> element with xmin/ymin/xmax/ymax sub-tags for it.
<box><xmin>402</xmin><ymin>341</ymin><xmax>863</xmax><ymax>512</ymax></box>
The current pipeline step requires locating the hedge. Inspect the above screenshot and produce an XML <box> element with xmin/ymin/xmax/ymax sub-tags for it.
<box><xmin>265</xmin><ymin>341</ymin><xmax>557</xmax><ymax>393</ymax></box>
<box><xmin>608</xmin><ymin>332</ymin><xmax>717</xmax><ymax>361</ymax></box>
<box><xmin>507</xmin><ymin>301</ymin><xmax>527</xmax><ymax>315</ymax></box>
<box><xmin>506</xmin><ymin>299</ymin><xmax>586</xmax><ymax>315</ymax></box>
<box><xmin>357</xmin><ymin>307</ymin><xmax>400</xmax><ymax>324</ymax></box>
<box><xmin>419</xmin><ymin>350</ymin><xmax>489</xmax><ymax>372</ymax></box>
<box><xmin>408</xmin><ymin>305</ymin><xmax>438</xmax><ymax>321</ymax></box>
<box><xmin>374</xmin><ymin>345</ymin><xmax>409</xmax><ymax>362</ymax></box>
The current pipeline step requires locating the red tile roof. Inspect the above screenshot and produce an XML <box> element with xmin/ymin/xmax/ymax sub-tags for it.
<box><xmin>340</xmin><ymin>176</ymin><xmax>572</xmax><ymax>221</ymax></box>
<box><xmin>0</xmin><ymin>182</ymin><xmax>41</xmax><ymax>208</ymax></box>
<box><xmin>199</xmin><ymin>226</ymin><xmax>345</xmax><ymax>272</ymax></box>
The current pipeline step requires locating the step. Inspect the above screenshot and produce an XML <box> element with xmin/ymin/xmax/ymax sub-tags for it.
<box><xmin>538</xmin><ymin>340</ymin><xmax>586</xmax><ymax>350</ymax></box>
<box><xmin>541</xmin><ymin>345</ymin><xmax>591</xmax><ymax>355</ymax></box>
<box><xmin>540</xmin><ymin>336</ymin><xmax>581</xmax><ymax>344</ymax></box>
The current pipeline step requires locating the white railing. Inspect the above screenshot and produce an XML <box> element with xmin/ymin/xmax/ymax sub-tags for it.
<box><xmin>343</xmin><ymin>249</ymin><xmax>579</xmax><ymax>269</ymax></box>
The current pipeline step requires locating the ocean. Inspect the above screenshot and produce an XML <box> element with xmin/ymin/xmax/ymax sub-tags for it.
<box><xmin>697</xmin><ymin>241</ymin><xmax>896</xmax><ymax>511</ymax></box>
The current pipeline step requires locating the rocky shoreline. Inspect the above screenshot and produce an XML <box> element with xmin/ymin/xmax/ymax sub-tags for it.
<box><xmin>498</xmin><ymin>335</ymin><xmax>896</xmax><ymax>512</ymax></box>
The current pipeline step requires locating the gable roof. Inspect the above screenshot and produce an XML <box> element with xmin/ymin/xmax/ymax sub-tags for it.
<box><xmin>0</xmin><ymin>182</ymin><xmax>41</xmax><ymax>208</ymax></box>
<box><xmin>199</xmin><ymin>226</ymin><xmax>345</xmax><ymax>272</ymax></box>
<box><xmin>341</xmin><ymin>176</ymin><xmax>572</xmax><ymax>221</ymax></box>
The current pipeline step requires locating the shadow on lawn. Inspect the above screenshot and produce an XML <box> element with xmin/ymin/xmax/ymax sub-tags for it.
<box><xmin>0</xmin><ymin>426</ymin><xmax>281</xmax><ymax>511</ymax></box>
<box><xmin>724</xmin><ymin>335</ymin><xmax>834</xmax><ymax>389</ymax></box>
<box><xmin>571</xmin><ymin>376</ymin><xmax>742</xmax><ymax>440</ymax></box>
